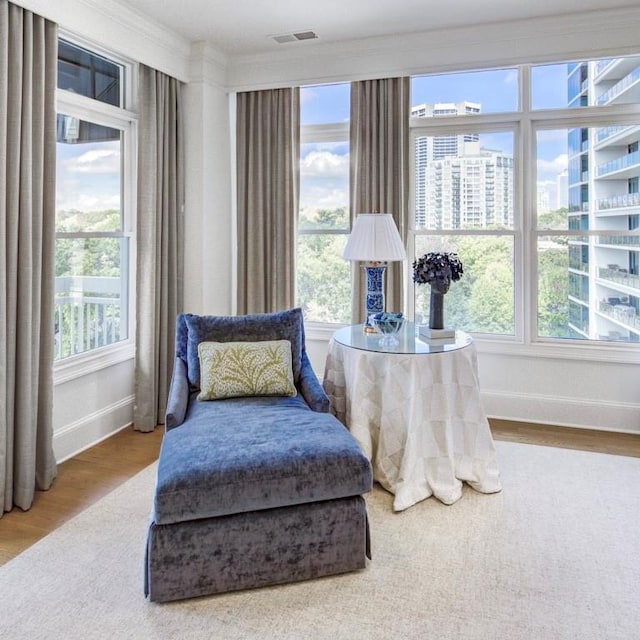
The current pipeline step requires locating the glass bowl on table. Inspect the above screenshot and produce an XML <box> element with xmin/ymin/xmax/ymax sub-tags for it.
<box><xmin>369</xmin><ymin>312</ymin><xmax>405</xmax><ymax>348</ymax></box>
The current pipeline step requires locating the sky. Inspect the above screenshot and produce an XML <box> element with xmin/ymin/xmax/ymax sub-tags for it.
<box><xmin>56</xmin><ymin>136</ymin><xmax>121</xmax><ymax>217</ymax></box>
<box><xmin>56</xmin><ymin>64</ymin><xmax>574</xmax><ymax>218</ymax></box>
<box><xmin>300</xmin><ymin>63</ymin><xmax>573</xmax><ymax>214</ymax></box>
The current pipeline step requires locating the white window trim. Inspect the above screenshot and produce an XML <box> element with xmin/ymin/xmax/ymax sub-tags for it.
<box><xmin>54</xmin><ymin>37</ymin><xmax>138</xmax><ymax>381</ymax></box>
<box><xmin>407</xmin><ymin>62</ymin><xmax>640</xmax><ymax>357</ymax></box>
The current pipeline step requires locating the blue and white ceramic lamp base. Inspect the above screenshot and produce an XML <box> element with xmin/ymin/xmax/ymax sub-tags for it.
<box><xmin>363</xmin><ymin>263</ymin><xmax>387</xmax><ymax>333</ymax></box>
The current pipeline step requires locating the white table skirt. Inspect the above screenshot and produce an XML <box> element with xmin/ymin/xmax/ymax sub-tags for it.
<box><xmin>323</xmin><ymin>337</ymin><xmax>502</xmax><ymax>511</ymax></box>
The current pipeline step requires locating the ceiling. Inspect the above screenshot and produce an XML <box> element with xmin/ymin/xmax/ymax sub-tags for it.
<box><xmin>120</xmin><ymin>0</ymin><xmax>639</xmax><ymax>57</ymax></box>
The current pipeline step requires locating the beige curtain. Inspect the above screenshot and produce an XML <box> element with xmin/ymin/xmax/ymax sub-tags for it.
<box><xmin>0</xmin><ymin>1</ymin><xmax>57</xmax><ymax>515</ymax></box>
<box><xmin>236</xmin><ymin>88</ymin><xmax>300</xmax><ymax>314</ymax></box>
<box><xmin>134</xmin><ymin>65</ymin><xmax>185</xmax><ymax>432</ymax></box>
<box><xmin>349</xmin><ymin>77</ymin><xmax>410</xmax><ymax>323</ymax></box>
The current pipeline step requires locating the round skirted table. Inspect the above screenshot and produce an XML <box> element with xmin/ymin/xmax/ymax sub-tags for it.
<box><xmin>323</xmin><ymin>323</ymin><xmax>502</xmax><ymax>511</ymax></box>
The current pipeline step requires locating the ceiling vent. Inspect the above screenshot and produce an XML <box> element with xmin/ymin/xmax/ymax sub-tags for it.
<box><xmin>271</xmin><ymin>31</ymin><xmax>318</xmax><ymax>44</ymax></box>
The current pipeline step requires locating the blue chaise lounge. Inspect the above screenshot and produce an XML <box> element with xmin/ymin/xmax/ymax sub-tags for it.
<box><xmin>144</xmin><ymin>308</ymin><xmax>373</xmax><ymax>603</ymax></box>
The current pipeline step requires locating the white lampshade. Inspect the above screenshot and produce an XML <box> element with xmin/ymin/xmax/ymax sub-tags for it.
<box><xmin>342</xmin><ymin>213</ymin><xmax>407</xmax><ymax>262</ymax></box>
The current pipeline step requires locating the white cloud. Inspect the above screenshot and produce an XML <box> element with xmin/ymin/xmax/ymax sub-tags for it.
<box><xmin>64</xmin><ymin>148</ymin><xmax>120</xmax><ymax>174</ymax></box>
<box><xmin>537</xmin><ymin>153</ymin><xmax>568</xmax><ymax>175</ymax></box>
<box><xmin>504</xmin><ymin>69</ymin><xmax>518</xmax><ymax>85</ymax></box>
<box><xmin>299</xmin><ymin>185</ymin><xmax>348</xmax><ymax>211</ymax></box>
<box><xmin>300</xmin><ymin>150</ymin><xmax>349</xmax><ymax>178</ymax></box>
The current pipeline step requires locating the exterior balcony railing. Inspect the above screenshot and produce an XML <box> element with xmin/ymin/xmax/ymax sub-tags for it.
<box><xmin>596</xmin><ymin>65</ymin><xmax>640</xmax><ymax>105</ymax></box>
<box><xmin>597</xmin><ymin>267</ymin><xmax>640</xmax><ymax>290</ymax></box>
<box><xmin>595</xmin><ymin>125</ymin><xmax>633</xmax><ymax>145</ymax></box>
<box><xmin>598</xmin><ymin>301</ymin><xmax>640</xmax><ymax>333</ymax></box>
<box><xmin>596</xmin><ymin>150</ymin><xmax>640</xmax><ymax>178</ymax></box>
<box><xmin>594</xmin><ymin>58</ymin><xmax>615</xmax><ymax>76</ymax></box>
<box><xmin>54</xmin><ymin>275</ymin><xmax>126</xmax><ymax>360</ymax></box>
<box><xmin>569</xmin><ymin>259</ymin><xmax>589</xmax><ymax>273</ymax></box>
<box><xmin>596</xmin><ymin>192</ymin><xmax>640</xmax><ymax>211</ymax></box>
<box><xmin>596</xmin><ymin>235</ymin><xmax>640</xmax><ymax>248</ymax></box>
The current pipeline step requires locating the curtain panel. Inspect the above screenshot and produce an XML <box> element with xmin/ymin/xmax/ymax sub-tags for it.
<box><xmin>236</xmin><ymin>88</ymin><xmax>300</xmax><ymax>314</ymax></box>
<box><xmin>349</xmin><ymin>77</ymin><xmax>410</xmax><ymax>323</ymax></box>
<box><xmin>134</xmin><ymin>65</ymin><xmax>185</xmax><ymax>432</ymax></box>
<box><xmin>0</xmin><ymin>0</ymin><xmax>57</xmax><ymax>515</ymax></box>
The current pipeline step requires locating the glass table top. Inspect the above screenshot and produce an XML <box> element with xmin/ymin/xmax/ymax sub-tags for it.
<box><xmin>332</xmin><ymin>322</ymin><xmax>472</xmax><ymax>355</ymax></box>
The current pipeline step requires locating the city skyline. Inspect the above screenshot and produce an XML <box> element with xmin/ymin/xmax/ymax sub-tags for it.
<box><xmin>300</xmin><ymin>64</ymin><xmax>571</xmax><ymax>215</ymax></box>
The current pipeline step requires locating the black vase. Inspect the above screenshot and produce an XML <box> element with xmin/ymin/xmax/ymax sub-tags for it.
<box><xmin>429</xmin><ymin>288</ymin><xmax>445</xmax><ymax>329</ymax></box>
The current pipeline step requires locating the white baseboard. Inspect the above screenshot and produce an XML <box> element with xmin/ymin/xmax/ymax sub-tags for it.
<box><xmin>53</xmin><ymin>395</ymin><xmax>135</xmax><ymax>463</ymax></box>
<box><xmin>482</xmin><ymin>390</ymin><xmax>640</xmax><ymax>435</ymax></box>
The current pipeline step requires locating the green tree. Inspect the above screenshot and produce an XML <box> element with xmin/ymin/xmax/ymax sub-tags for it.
<box><xmin>297</xmin><ymin>208</ymin><xmax>351</xmax><ymax>323</ymax></box>
<box><xmin>538</xmin><ymin>242</ymin><xmax>570</xmax><ymax>337</ymax></box>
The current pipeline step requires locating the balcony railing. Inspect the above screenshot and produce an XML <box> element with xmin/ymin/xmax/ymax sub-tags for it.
<box><xmin>54</xmin><ymin>276</ymin><xmax>126</xmax><ymax>360</ymax></box>
<box><xmin>596</xmin><ymin>235</ymin><xmax>640</xmax><ymax>247</ymax></box>
<box><xmin>594</xmin><ymin>59</ymin><xmax>615</xmax><ymax>76</ymax></box>
<box><xmin>597</xmin><ymin>267</ymin><xmax>640</xmax><ymax>290</ymax></box>
<box><xmin>598</xmin><ymin>301</ymin><xmax>640</xmax><ymax>332</ymax></box>
<box><xmin>595</xmin><ymin>125</ymin><xmax>634</xmax><ymax>145</ymax></box>
<box><xmin>596</xmin><ymin>65</ymin><xmax>640</xmax><ymax>105</ymax></box>
<box><xmin>596</xmin><ymin>192</ymin><xmax>640</xmax><ymax>211</ymax></box>
<box><xmin>596</xmin><ymin>150</ymin><xmax>640</xmax><ymax>178</ymax></box>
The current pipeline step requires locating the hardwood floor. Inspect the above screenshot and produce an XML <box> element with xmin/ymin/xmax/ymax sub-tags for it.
<box><xmin>0</xmin><ymin>420</ymin><xmax>638</xmax><ymax>567</ymax></box>
<box><xmin>0</xmin><ymin>427</ymin><xmax>164</xmax><ymax>566</ymax></box>
<box><xmin>489</xmin><ymin>419</ymin><xmax>640</xmax><ymax>458</ymax></box>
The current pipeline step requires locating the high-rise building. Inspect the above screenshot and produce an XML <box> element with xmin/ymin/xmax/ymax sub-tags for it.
<box><xmin>424</xmin><ymin>141</ymin><xmax>514</xmax><ymax>229</ymax></box>
<box><xmin>412</xmin><ymin>102</ymin><xmax>480</xmax><ymax>227</ymax></box>
<box><xmin>566</xmin><ymin>56</ymin><xmax>640</xmax><ymax>342</ymax></box>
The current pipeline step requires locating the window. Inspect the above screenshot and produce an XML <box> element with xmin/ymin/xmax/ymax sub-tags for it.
<box><xmin>297</xmin><ymin>84</ymin><xmax>351</xmax><ymax>323</ymax></box>
<box><xmin>410</xmin><ymin>56</ymin><xmax>640</xmax><ymax>344</ymax></box>
<box><xmin>55</xmin><ymin>39</ymin><xmax>135</xmax><ymax>360</ymax></box>
<box><xmin>410</xmin><ymin>70</ymin><xmax>517</xmax><ymax>336</ymax></box>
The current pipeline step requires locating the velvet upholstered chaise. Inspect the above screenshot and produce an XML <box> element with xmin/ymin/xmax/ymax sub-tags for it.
<box><xmin>144</xmin><ymin>308</ymin><xmax>373</xmax><ymax>603</ymax></box>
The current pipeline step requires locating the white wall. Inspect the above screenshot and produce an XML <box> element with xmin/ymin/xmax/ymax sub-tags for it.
<box><xmin>183</xmin><ymin>43</ymin><xmax>234</xmax><ymax>315</ymax></box>
<box><xmin>14</xmin><ymin>1</ymin><xmax>640</xmax><ymax>461</ymax></box>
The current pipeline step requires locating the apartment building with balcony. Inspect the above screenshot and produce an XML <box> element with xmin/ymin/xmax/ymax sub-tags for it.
<box><xmin>423</xmin><ymin>141</ymin><xmax>514</xmax><ymax>229</ymax></box>
<box><xmin>411</xmin><ymin>102</ymin><xmax>480</xmax><ymax>228</ymax></box>
<box><xmin>567</xmin><ymin>56</ymin><xmax>640</xmax><ymax>342</ymax></box>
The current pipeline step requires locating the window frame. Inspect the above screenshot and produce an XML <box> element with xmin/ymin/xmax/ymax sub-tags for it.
<box><xmin>297</xmin><ymin>107</ymin><xmax>351</xmax><ymax>326</ymax></box>
<box><xmin>53</xmin><ymin>35</ymin><xmax>137</xmax><ymax>382</ymax></box>
<box><xmin>407</xmin><ymin>62</ymin><xmax>640</xmax><ymax>360</ymax></box>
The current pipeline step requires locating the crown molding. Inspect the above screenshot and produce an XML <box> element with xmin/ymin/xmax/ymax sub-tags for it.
<box><xmin>226</xmin><ymin>6</ymin><xmax>640</xmax><ymax>90</ymax></box>
<box><xmin>11</xmin><ymin>0</ymin><xmax>194</xmax><ymax>82</ymax></box>
<box><xmin>189</xmin><ymin>41</ymin><xmax>229</xmax><ymax>89</ymax></box>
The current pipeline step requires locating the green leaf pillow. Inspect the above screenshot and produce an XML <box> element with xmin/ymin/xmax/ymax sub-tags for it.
<box><xmin>197</xmin><ymin>340</ymin><xmax>297</xmax><ymax>400</ymax></box>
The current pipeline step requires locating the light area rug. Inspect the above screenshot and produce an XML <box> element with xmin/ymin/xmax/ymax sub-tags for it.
<box><xmin>1</xmin><ymin>441</ymin><xmax>638</xmax><ymax>640</ymax></box>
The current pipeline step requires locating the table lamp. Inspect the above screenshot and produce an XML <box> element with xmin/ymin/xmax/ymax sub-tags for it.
<box><xmin>342</xmin><ymin>213</ymin><xmax>407</xmax><ymax>331</ymax></box>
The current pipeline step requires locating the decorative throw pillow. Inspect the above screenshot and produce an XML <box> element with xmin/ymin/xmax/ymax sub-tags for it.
<box><xmin>183</xmin><ymin>308</ymin><xmax>304</xmax><ymax>390</ymax></box>
<box><xmin>198</xmin><ymin>340</ymin><xmax>297</xmax><ymax>400</ymax></box>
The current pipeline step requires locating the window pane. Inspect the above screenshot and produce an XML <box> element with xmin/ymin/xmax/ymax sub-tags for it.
<box><xmin>414</xmin><ymin>235</ymin><xmax>515</xmax><ymax>335</ymax></box>
<box><xmin>56</xmin><ymin>115</ymin><xmax>126</xmax><ymax>360</ymax></box>
<box><xmin>537</xmin><ymin>235</ymin><xmax>572</xmax><ymax>338</ymax></box>
<box><xmin>54</xmin><ymin>237</ymin><xmax>129</xmax><ymax>358</ymax></box>
<box><xmin>537</xmin><ymin>114</ymin><xmax>640</xmax><ymax>342</ymax></box>
<box><xmin>298</xmin><ymin>83</ymin><xmax>350</xmax><ymax>324</ymax></box>
<box><xmin>301</xmin><ymin>84</ymin><xmax>350</xmax><ymax>125</ymax></box>
<box><xmin>414</xmin><ymin>131</ymin><xmax>514</xmax><ymax>230</ymax></box>
<box><xmin>411</xmin><ymin>69</ymin><xmax>518</xmax><ymax>114</ymax></box>
<box><xmin>299</xmin><ymin>141</ymin><xmax>349</xmax><ymax>230</ymax></box>
<box><xmin>539</xmin><ymin>234</ymin><xmax>640</xmax><ymax>342</ymax></box>
<box><xmin>532</xmin><ymin>56</ymin><xmax>640</xmax><ymax>110</ymax></box>
<box><xmin>537</xmin><ymin>125</ymin><xmax>640</xmax><ymax>230</ymax></box>
<box><xmin>58</xmin><ymin>40</ymin><xmax>122</xmax><ymax>107</ymax></box>
<box><xmin>56</xmin><ymin>115</ymin><xmax>122</xmax><ymax>232</ymax></box>
<box><xmin>297</xmin><ymin>234</ymin><xmax>350</xmax><ymax>324</ymax></box>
